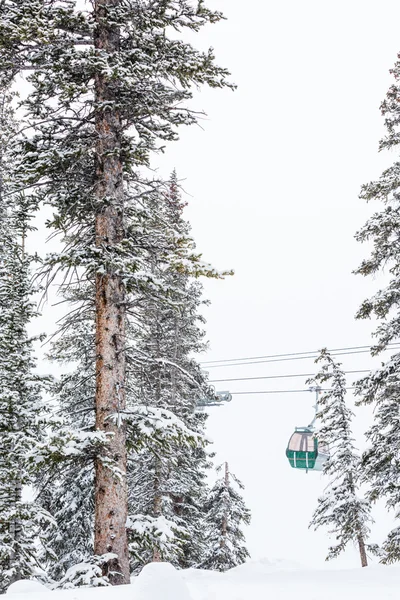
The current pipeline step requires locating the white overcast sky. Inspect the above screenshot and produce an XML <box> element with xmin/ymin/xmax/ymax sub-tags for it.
<box><xmin>28</xmin><ymin>0</ymin><xmax>400</xmax><ymax>570</ymax></box>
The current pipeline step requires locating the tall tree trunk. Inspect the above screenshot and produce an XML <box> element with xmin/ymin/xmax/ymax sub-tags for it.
<box><xmin>357</xmin><ymin>534</ymin><xmax>368</xmax><ymax>568</ymax></box>
<box><xmin>93</xmin><ymin>0</ymin><xmax>129</xmax><ymax>585</ymax></box>
<box><xmin>348</xmin><ymin>473</ymin><xmax>368</xmax><ymax>568</ymax></box>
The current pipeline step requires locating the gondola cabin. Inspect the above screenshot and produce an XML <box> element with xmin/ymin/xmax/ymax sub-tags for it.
<box><xmin>286</xmin><ymin>426</ymin><xmax>328</xmax><ymax>472</ymax></box>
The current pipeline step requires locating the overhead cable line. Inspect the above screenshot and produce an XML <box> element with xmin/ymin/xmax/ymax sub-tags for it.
<box><xmin>202</xmin><ymin>344</ymin><xmax>379</xmax><ymax>365</ymax></box>
<box><xmin>209</xmin><ymin>369</ymin><xmax>371</xmax><ymax>384</ymax></box>
<box><xmin>230</xmin><ymin>387</ymin><xmax>357</xmax><ymax>395</ymax></box>
<box><xmin>202</xmin><ymin>345</ymin><xmax>400</xmax><ymax>369</ymax></box>
<box><xmin>201</xmin><ymin>342</ymin><xmax>400</xmax><ymax>367</ymax></box>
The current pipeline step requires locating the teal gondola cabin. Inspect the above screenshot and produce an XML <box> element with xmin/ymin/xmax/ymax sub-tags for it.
<box><xmin>286</xmin><ymin>427</ymin><xmax>328</xmax><ymax>472</ymax></box>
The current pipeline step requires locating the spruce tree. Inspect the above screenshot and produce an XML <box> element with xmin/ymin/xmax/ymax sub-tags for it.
<box><xmin>0</xmin><ymin>87</ymin><xmax>53</xmax><ymax>591</ymax></box>
<box><xmin>127</xmin><ymin>172</ymin><xmax>218</xmax><ymax>571</ymax></box>
<box><xmin>308</xmin><ymin>350</ymin><xmax>372</xmax><ymax>567</ymax></box>
<box><xmin>40</xmin><ymin>173</ymin><xmax>219</xmax><ymax>582</ymax></box>
<box><xmin>0</xmin><ymin>210</ymin><xmax>55</xmax><ymax>592</ymax></box>
<box><xmin>354</xmin><ymin>51</ymin><xmax>400</xmax><ymax>564</ymax></box>
<box><xmin>201</xmin><ymin>463</ymin><xmax>251</xmax><ymax>572</ymax></box>
<box><xmin>41</xmin><ymin>276</ymin><xmax>206</xmax><ymax>585</ymax></box>
<box><xmin>38</xmin><ymin>287</ymin><xmax>97</xmax><ymax>583</ymax></box>
<box><xmin>0</xmin><ymin>2</ymin><xmax>233</xmax><ymax>583</ymax></box>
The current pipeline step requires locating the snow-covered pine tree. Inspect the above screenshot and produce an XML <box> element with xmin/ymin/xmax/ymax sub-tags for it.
<box><xmin>354</xmin><ymin>357</ymin><xmax>400</xmax><ymax>564</ymax></box>
<box><xmin>39</xmin><ymin>287</ymin><xmax>181</xmax><ymax>587</ymax></box>
<box><xmin>41</xmin><ymin>171</ymin><xmax>219</xmax><ymax>587</ymax></box>
<box><xmin>127</xmin><ymin>172</ymin><xmax>218</xmax><ymax>571</ymax></box>
<box><xmin>308</xmin><ymin>349</ymin><xmax>372</xmax><ymax>567</ymax></box>
<box><xmin>0</xmin><ymin>209</ymin><xmax>51</xmax><ymax>592</ymax></box>
<box><xmin>201</xmin><ymin>462</ymin><xmax>250</xmax><ymax>572</ymax></box>
<box><xmin>0</xmin><ymin>87</ymin><xmax>53</xmax><ymax>591</ymax></box>
<box><xmin>38</xmin><ymin>179</ymin><xmax>180</xmax><ymax>583</ymax></box>
<box><xmin>38</xmin><ymin>284</ymin><xmax>98</xmax><ymax>584</ymax></box>
<box><xmin>0</xmin><ymin>2</ymin><xmax>233</xmax><ymax>583</ymax></box>
<box><xmin>354</xmin><ymin>52</ymin><xmax>400</xmax><ymax>564</ymax></box>
<box><xmin>39</xmin><ymin>174</ymin><xmax>219</xmax><ymax>584</ymax></box>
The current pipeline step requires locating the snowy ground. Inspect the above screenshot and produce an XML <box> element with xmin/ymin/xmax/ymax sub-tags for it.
<box><xmin>5</xmin><ymin>560</ymin><xmax>400</xmax><ymax>600</ymax></box>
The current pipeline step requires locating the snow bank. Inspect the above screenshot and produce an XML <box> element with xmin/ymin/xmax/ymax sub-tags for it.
<box><xmin>5</xmin><ymin>563</ymin><xmax>192</xmax><ymax>600</ymax></box>
<box><xmin>6</xmin><ymin>581</ymin><xmax>50</xmax><ymax>595</ymax></box>
<box><xmin>187</xmin><ymin>561</ymin><xmax>400</xmax><ymax>600</ymax></box>
<box><xmin>133</xmin><ymin>563</ymin><xmax>192</xmax><ymax>600</ymax></box>
<box><xmin>4</xmin><ymin>560</ymin><xmax>400</xmax><ymax>600</ymax></box>
<box><xmin>184</xmin><ymin>560</ymin><xmax>400</xmax><ymax>600</ymax></box>
<box><xmin>5</xmin><ymin>584</ymin><xmax>120</xmax><ymax>600</ymax></box>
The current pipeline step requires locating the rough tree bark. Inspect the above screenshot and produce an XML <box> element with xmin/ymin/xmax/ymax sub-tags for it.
<box><xmin>348</xmin><ymin>473</ymin><xmax>368</xmax><ymax>568</ymax></box>
<box><xmin>357</xmin><ymin>534</ymin><xmax>368</xmax><ymax>568</ymax></box>
<box><xmin>93</xmin><ymin>0</ymin><xmax>130</xmax><ymax>585</ymax></box>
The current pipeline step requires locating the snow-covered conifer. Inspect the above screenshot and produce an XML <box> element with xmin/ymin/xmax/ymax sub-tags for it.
<box><xmin>39</xmin><ymin>170</ymin><xmax>222</xmax><ymax>583</ymax></box>
<box><xmin>201</xmin><ymin>463</ymin><xmax>250</xmax><ymax>572</ymax></box>
<box><xmin>127</xmin><ymin>173</ymin><xmax>218</xmax><ymax>571</ymax></box>
<box><xmin>354</xmin><ymin>52</ymin><xmax>400</xmax><ymax>564</ymax></box>
<box><xmin>0</xmin><ymin>2</ymin><xmax>233</xmax><ymax>582</ymax></box>
<box><xmin>52</xmin><ymin>555</ymin><xmax>116</xmax><ymax>590</ymax></box>
<box><xmin>354</xmin><ymin>357</ymin><xmax>400</xmax><ymax>563</ymax></box>
<box><xmin>309</xmin><ymin>349</ymin><xmax>372</xmax><ymax>567</ymax></box>
<box><xmin>38</xmin><ymin>347</ymin><xmax>96</xmax><ymax>581</ymax></box>
<box><xmin>0</xmin><ymin>88</ymin><xmax>53</xmax><ymax>591</ymax></box>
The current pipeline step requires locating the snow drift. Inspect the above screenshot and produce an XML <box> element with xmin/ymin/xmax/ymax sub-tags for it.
<box><xmin>4</xmin><ymin>560</ymin><xmax>400</xmax><ymax>600</ymax></box>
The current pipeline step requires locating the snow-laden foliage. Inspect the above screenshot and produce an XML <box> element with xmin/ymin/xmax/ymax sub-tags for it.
<box><xmin>308</xmin><ymin>350</ymin><xmax>372</xmax><ymax>566</ymax></box>
<box><xmin>355</xmin><ymin>52</ymin><xmax>400</xmax><ymax>564</ymax></box>
<box><xmin>201</xmin><ymin>463</ymin><xmax>251</xmax><ymax>572</ymax></box>
<box><xmin>52</xmin><ymin>554</ymin><xmax>117</xmax><ymax>590</ymax></box>
<box><xmin>127</xmin><ymin>514</ymin><xmax>188</xmax><ymax>566</ymax></box>
<box><xmin>355</xmin><ymin>354</ymin><xmax>400</xmax><ymax>563</ymax></box>
<box><xmin>1</xmin><ymin>0</ymin><xmax>234</xmax><ymax>287</ymax></box>
<box><xmin>0</xmin><ymin>87</ymin><xmax>54</xmax><ymax>591</ymax></box>
<box><xmin>41</xmin><ymin>173</ymin><xmax>218</xmax><ymax>582</ymax></box>
<box><xmin>38</xmin><ymin>445</ymin><xmax>96</xmax><ymax>582</ymax></box>
<box><xmin>0</xmin><ymin>0</ymin><xmax>232</xmax><ymax>582</ymax></box>
<box><xmin>127</xmin><ymin>173</ymin><xmax>217</xmax><ymax>571</ymax></box>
